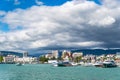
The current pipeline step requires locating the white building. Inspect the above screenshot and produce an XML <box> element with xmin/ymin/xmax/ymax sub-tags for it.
<box><xmin>3</xmin><ymin>55</ymin><xmax>16</xmax><ymax>63</ymax></box>
<box><xmin>15</xmin><ymin>57</ymin><xmax>38</xmax><ymax>64</ymax></box>
<box><xmin>116</xmin><ymin>52</ymin><xmax>120</xmax><ymax>59</ymax></box>
<box><xmin>62</xmin><ymin>50</ymin><xmax>71</xmax><ymax>58</ymax></box>
<box><xmin>52</xmin><ymin>50</ymin><xmax>59</xmax><ymax>58</ymax></box>
<box><xmin>23</xmin><ymin>51</ymin><xmax>28</xmax><ymax>57</ymax></box>
<box><xmin>45</xmin><ymin>53</ymin><xmax>53</xmax><ymax>59</ymax></box>
<box><xmin>72</xmin><ymin>52</ymin><xmax>83</xmax><ymax>58</ymax></box>
<box><xmin>14</xmin><ymin>51</ymin><xmax>38</xmax><ymax>64</ymax></box>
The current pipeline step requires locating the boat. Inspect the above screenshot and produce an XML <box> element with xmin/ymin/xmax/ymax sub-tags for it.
<box><xmin>102</xmin><ymin>60</ymin><xmax>117</xmax><ymax>68</ymax></box>
<box><xmin>52</xmin><ymin>62</ymin><xmax>58</xmax><ymax>67</ymax></box>
<box><xmin>82</xmin><ymin>63</ymin><xmax>94</xmax><ymax>67</ymax></box>
<box><xmin>71</xmin><ymin>62</ymin><xmax>78</xmax><ymax>66</ymax></box>
<box><xmin>57</xmin><ymin>61</ymin><xmax>72</xmax><ymax>67</ymax></box>
<box><xmin>53</xmin><ymin>64</ymin><xmax>58</xmax><ymax>67</ymax></box>
<box><xmin>16</xmin><ymin>63</ymin><xmax>22</xmax><ymax>66</ymax></box>
<box><xmin>93</xmin><ymin>62</ymin><xmax>103</xmax><ymax>67</ymax></box>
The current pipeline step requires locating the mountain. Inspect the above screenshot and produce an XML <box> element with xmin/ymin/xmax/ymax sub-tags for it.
<box><xmin>71</xmin><ymin>49</ymin><xmax>120</xmax><ymax>55</ymax></box>
<box><xmin>32</xmin><ymin>49</ymin><xmax>120</xmax><ymax>57</ymax></box>
<box><xmin>1</xmin><ymin>49</ymin><xmax>120</xmax><ymax>57</ymax></box>
<box><xmin>0</xmin><ymin>51</ymin><xmax>23</xmax><ymax>57</ymax></box>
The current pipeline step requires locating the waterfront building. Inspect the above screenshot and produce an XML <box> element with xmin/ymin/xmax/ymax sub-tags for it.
<box><xmin>52</xmin><ymin>50</ymin><xmax>59</xmax><ymax>59</ymax></box>
<box><xmin>96</xmin><ymin>54</ymin><xmax>105</xmax><ymax>62</ymax></box>
<box><xmin>15</xmin><ymin>57</ymin><xmax>38</xmax><ymax>64</ymax></box>
<box><xmin>106</xmin><ymin>54</ymin><xmax>115</xmax><ymax>60</ymax></box>
<box><xmin>14</xmin><ymin>51</ymin><xmax>38</xmax><ymax>64</ymax></box>
<box><xmin>45</xmin><ymin>53</ymin><xmax>53</xmax><ymax>59</ymax></box>
<box><xmin>72</xmin><ymin>52</ymin><xmax>83</xmax><ymax>58</ymax></box>
<box><xmin>61</xmin><ymin>50</ymin><xmax>72</xmax><ymax>61</ymax></box>
<box><xmin>116</xmin><ymin>52</ymin><xmax>120</xmax><ymax>59</ymax></box>
<box><xmin>115</xmin><ymin>52</ymin><xmax>120</xmax><ymax>63</ymax></box>
<box><xmin>62</xmin><ymin>50</ymin><xmax>71</xmax><ymax>58</ymax></box>
<box><xmin>3</xmin><ymin>55</ymin><xmax>16</xmax><ymax>63</ymax></box>
<box><xmin>82</xmin><ymin>54</ymin><xmax>96</xmax><ymax>63</ymax></box>
<box><xmin>23</xmin><ymin>51</ymin><xmax>28</xmax><ymax>57</ymax></box>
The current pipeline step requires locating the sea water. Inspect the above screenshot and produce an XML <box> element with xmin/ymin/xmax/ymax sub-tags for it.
<box><xmin>0</xmin><ymin>64</ymin><xmax>120</xmax><ymax>80</ymax></box>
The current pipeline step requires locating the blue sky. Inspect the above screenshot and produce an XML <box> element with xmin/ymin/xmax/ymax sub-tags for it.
<box><xmin>0</xmin><ymin>0</ymin><xmax>70</xmax><ymax>11</ymax></box>
<box><xmin>0</xmin><ymin>0</ymin><xmax>120</xmax><ymax>53</ymax></box>
<box><xmin>0</xmin><ymin>0</ymin><xmax>100</xmax><ymax>11</ymax></box>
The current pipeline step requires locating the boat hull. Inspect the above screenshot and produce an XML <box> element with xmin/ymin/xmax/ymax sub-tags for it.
<box><xmin>94</xmin><ymin>65</ymin><xmax>103</xmax><ymax>67</ymax></box>
<box><xmin>102</xmin><ymin>64</ymin><xmax>117</xmax><ymax>68</ymax></box>
<box><xmin>57</xmin><ymin>62</ymin><xmax>72</xmax><ymax>67</ymax></box>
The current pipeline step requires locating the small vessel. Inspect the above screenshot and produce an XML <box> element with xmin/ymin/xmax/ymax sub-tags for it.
<box><xmin>93</xmin><ymin>62</ymin><xmax>103</xmax><ymax>67</ymax></box>
<box><xmin>71</xmin><ymin>62</ymin><xmax>78</xmax><ymax>66</ymax></box>
<box><xmin>57</xmin><ymin>61</ymin><xmax>72</xmax><ymax>67</ymax></box>
<box><xmin>53</xmin><ymin>63</ymin><xmax>58</xmax><ymax>67</ymax></box>
<box><xmin>82</xmin><ymin>63</ymin><xmax>94</xmax><ymax>67</ymax></box>
<box><xmin>16</xmin><ymin>63</ymin><xmax>22</xmax><ymax>66</ymax></box>
<box><xmin>52</xmin><ymin>62</ymin><xmax>58</xmax><ymax>67</ymax></box>
<box><xmin>102</xmin><ymin>60</ymin><xmax>117</xmax><ymax>68</ymax></box>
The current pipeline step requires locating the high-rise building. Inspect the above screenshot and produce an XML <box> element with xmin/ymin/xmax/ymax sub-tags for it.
<box><xmin>62</xmin><ymin>50</ymin><xmax>72</xmax><ymax>59</ymax></box>
<box><xmin>23</xmin><ymin>51</ymin><xmax>28</xmax><ymax>57</ymax></box>
<box><xmin>52</xmin><ymin>50</ymin><xmax>59</xmax><ymax>59</ymax></box>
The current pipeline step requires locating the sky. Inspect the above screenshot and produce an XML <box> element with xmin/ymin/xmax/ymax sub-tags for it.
<box><xmin>0</xmin><ymin>0</ymin><xmax>120</xmax><ymax>54</ymax></box>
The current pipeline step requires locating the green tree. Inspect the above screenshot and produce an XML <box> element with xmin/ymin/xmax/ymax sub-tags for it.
<box><xmin>74</xmin><ymin>56</ymin><xmax>82</xmax><ymax>63</ymax></box>
<box><xmin>57</xmin><ymin>57</ymin><xmax>63</xmax><ymax>61</ymax></box>
<box><xmin>0</xmin><ymin>56</ymin><xmax>3</xmax><ymax>63</ymax></box>
<box><xmin>51</xmin><ymin>56</ymin><xmax>56</xmax><ymax>60</ymax></box>
<box><xmin>39</xmin><ymin>56</ymin><xmax>48</xmax><ymax>63</ymax></box>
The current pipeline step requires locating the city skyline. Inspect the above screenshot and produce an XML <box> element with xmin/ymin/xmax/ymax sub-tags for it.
<box><xmin>0</xmin><ymin>0</ymin><xmax>120</xmax><ymax>54</ymax></box>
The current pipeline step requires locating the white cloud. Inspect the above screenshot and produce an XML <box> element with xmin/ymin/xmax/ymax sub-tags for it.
<box><xmin>58</xmin><ymin>41</ymin><xmax>103</xmax><ymax>47</ymax></box>
<box><xmin>0</xmin><ymin>0</ymin><xmax>120</xmax><ymax>52</ymax></box>
<box><xmin>35</xmin><ymin>0</ymin><xmax>43</xmax><ymax>6</ymax></box>
<box><xmin>77</xmin><ymin>41</ymin><xmax>103</xmax><ymax>47</ymax></box>
<box><xmin>101</xmin><ymin>0</ymin><xmax>120</xmax><ymax>8</ymax></box>
<box><xmin>0</xmin><ymin>11</ymin><xmax>6</xmax><ymax>16</ymax></box>
<box><xmin>88</xmin><ymin>16</ymin><xmax>116</xmax><ymax>26</ymax></box>
<box><xmin>99</xmin><ymin>16</ymin><xmax>115</xmax><ymax>26</ymax></box>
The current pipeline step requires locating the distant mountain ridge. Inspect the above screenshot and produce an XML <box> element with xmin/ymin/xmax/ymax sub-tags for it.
<box><xmin>32</xmin><ymin>49</ymin><xmax>120</xmax><ymax>57</ymax></box>
<box><xmin>1</xmin><ymin>49</ymin><xmax>120</xmax><ymax>57</ymax></box>
<box><xmin>0</xmin><ymin>51</ymin><xmax>23</xmax><ymax>57</ymax></box>
<box><xmin>71</xmin><ymin>49</ymin><xmax>120</xmax><ymax>55</ymax></box>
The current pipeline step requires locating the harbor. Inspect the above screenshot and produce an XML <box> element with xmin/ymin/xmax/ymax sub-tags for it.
<box><xmin>1</xmin><ymin>50</ymin><xmax>120</xmax><ymax>68</ymax></box>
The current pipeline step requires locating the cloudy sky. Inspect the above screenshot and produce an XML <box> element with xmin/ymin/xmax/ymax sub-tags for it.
<box><xmin>0</xmin><ymin>0</ymin><xmax>120</xmax><ymax>54</ymax></box>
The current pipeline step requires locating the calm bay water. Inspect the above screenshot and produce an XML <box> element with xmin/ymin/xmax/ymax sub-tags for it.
<box><xmin>0</xmin><ymin>64</ymin><xmax>120</xmax><ymax>80</ymax></box>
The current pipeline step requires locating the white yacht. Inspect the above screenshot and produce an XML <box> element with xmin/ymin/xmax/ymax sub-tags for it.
<box><xmin>102</xmin><ymin>60</ymin><xmax>117</xmax><ymax>68</ymax></box>
<box><xmin>70</xmin><ymin>62</ymin><xmax>78</xmax><ymax>66</ymax></box>
<box><xmin>52</xmin><ymin>62</ymin><xmax>58</xmax><ymax>67</ymax></box>
<box><xmin>82</xmin><ymin>63</ymin><xmax>94</xmax><ymax>67</ymax></box>
<box><xmin>93</xmin><ymin>62</ymin><xmax>103</xmax><ymax>67</ymax></box>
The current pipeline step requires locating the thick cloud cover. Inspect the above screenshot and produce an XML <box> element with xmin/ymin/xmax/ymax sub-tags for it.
<box><xmin>0</xmin><ymin>0</ymin><xmax>120</xmax><ymax>53</ymax></box>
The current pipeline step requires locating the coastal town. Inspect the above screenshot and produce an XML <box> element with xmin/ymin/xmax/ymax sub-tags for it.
<box><xmin>0</xmin><ymin>50</ymin><xmax>120</xmax><ymax>68</ymax></box>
